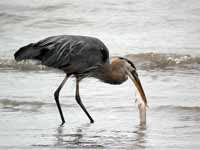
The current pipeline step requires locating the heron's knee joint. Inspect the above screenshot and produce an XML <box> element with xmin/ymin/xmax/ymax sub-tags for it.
<box><xmin>75</xmin><ymin>95</ymin><xmax>81</xmax><ymax>103</ymax></box>
<box><xmin>54</xmin><ymin>91</ymin><xmax>59</xmax><ymax>100</ymax></box>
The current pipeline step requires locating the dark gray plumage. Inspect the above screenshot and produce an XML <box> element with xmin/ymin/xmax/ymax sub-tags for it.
<box><xmin>14</xmin><ymin>35</ymin><xmax>147</xmax><ymax>125</ymax></box>
<box><xmin>15</xmin><ymin>35</ymin><xmax>109</xmax><ymax>76</ymax></box>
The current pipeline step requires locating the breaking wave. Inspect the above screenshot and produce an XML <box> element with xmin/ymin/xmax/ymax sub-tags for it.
<box><xmin>0</xmin><ymin>98</ymin><xmax>45</xmax><ymax>112</ymax></box>
<box><xmin>0</xmin><ymin>53</ymin><xmax>200</xmax><ymax>71</ymax></box>
<box><xmin>0</xmin><ymin>59</ymin><xmax>49</xmax><ymax>71</ymax></box>
<box><xmin>154</xmin><ymin>105</ymin><xmax>200</xmax><ymax>112</ymax></box>
<box><xmin>0</xmin><ymin>98</ymin><xmax>76</xmax><ymax>112</ymax></box>
<box><xmin>126</xmin><ymin>52</ymin><xmax>200</xmax><ymax>70</ymax></box>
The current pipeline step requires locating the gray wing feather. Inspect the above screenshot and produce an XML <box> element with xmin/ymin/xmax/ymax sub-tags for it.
<box><xmin>32</xmin><ymin>35</ymin><xmax>109</xmax><ymax>73</ymax></box>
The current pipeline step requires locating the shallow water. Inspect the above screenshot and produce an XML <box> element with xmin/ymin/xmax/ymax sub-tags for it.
<box><xmin>0</xmin><ymin>69</ymin><xmax>200</xmax><ymax>149</ymax></box>
<box><xmin>1</xmin><ymin>0</ymin><xmax>200</xmax><ymax>149</ymax></box>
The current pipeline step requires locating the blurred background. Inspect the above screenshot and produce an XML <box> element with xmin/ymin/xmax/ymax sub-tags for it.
<box><xmin>1</xmin><ymin>0</ymin><xmax>200</xmax><ymax>57</ymax></box>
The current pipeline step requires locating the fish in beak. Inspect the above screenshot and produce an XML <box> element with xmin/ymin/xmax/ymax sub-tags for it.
<box><xmin>127</xmin><ymin>69</ymin><xmax>147</xmax><ymax>125</ymax></box>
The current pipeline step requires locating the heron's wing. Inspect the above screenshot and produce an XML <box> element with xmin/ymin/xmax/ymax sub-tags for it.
<box><xmin>35</xmin><ymin>36</ymin><xmax>80</xmax><ymax>67</ymax></box>
<box><xmin>33</xmin><ymin>35</ymin><xmax>109</xmax><ymax>72</ymax></box>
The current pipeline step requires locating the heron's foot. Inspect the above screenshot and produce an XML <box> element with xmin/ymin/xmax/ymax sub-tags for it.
<box><xmin>90</xmin><ymin>119</ymin><xmax>94</xmax><ymax>124</ymax></box>
<box><xmin>60</xmin><ymin>121</ymin><xmax>65</xmax><ymax>126</ymax></box>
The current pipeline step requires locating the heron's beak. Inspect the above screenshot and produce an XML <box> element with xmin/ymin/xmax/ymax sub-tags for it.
<box><xmin>127</xmin><ymin>70</ymin><xmax>147</xmax><ymax>125</ymax></box>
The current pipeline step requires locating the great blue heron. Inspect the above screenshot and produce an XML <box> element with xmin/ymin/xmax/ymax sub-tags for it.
<box><xmin>14</xmin><ymin>35</ymin><xmax>147</xmax><ymax>125</ymax></box>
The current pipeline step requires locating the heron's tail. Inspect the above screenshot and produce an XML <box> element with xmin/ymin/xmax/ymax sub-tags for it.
<box><xmin>14</xmin><ymin>43</ymin><xmax>46</xmax><ymax>61</ymax></box>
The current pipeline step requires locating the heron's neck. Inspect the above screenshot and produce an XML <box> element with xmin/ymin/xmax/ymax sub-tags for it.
<box><xmin>98</xmin><ymin>63</ymin><xmax>128</xmax><ymax>85</ymax></box>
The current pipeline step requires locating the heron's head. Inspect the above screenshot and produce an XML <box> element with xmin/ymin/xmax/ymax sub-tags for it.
<box><xmin>112</xmin><ymin>57</ymin><xmax>147</xmax><ymax>124</ymax></box>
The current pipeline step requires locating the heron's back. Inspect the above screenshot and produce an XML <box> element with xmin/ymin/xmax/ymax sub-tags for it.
<box><xmin>14</xmin><ymin>35</ymin><xmax>109</xmax><ymax>74</ymax></box>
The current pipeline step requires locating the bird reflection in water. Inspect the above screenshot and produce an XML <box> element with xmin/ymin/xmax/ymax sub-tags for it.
<box><xmin>53</xmin><ymin>123</ymin><xmax>147</xmax><ymax>149</ymax></box>
<box><xmin>54</xmin><ymin>123</ymin><xmax>104</xmax><ymax>149</ymax></box>
<box><xmin>54</xmin><ymin>125</ymin><xmax>84</xmax><ymax>148</ymax></box>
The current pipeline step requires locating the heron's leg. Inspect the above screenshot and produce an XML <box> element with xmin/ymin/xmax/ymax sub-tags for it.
<box><xmin>54</xmin><ymin>74</ymin><xmax>68</xmax><ymax>125</ymax></box>
<box><xmin>75</xmin><ymin>76</ymin><xmax>94</xmax><ymax>123</ymax></box>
